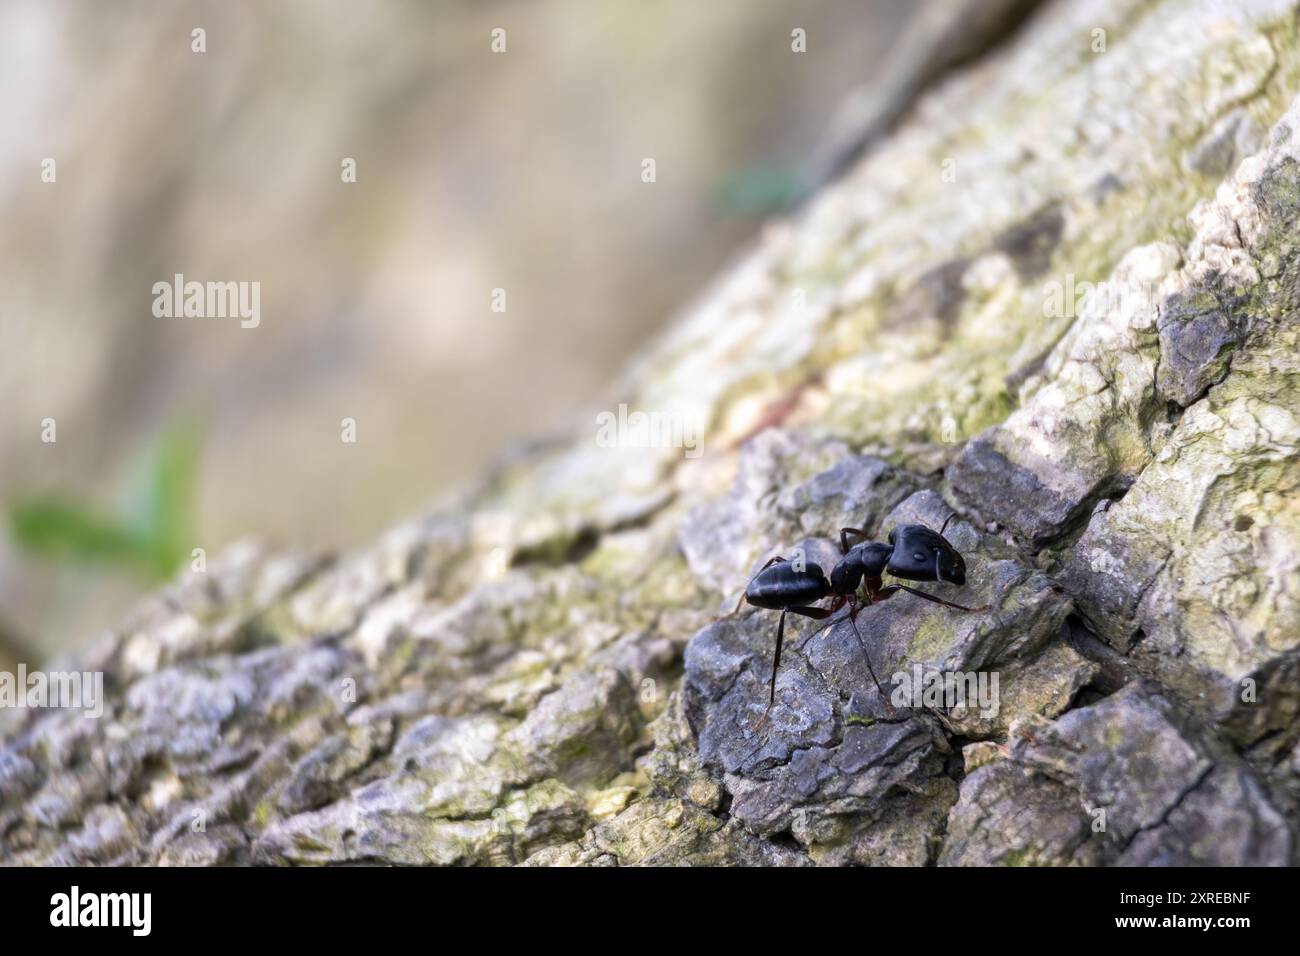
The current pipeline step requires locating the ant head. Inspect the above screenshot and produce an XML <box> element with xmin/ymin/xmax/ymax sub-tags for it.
<box><xmin>885</xmin><ymin>524</ymin><xmax>967</xmax><ymax>585</ymax></box>
<box><xmin>943</xmin><ymin>549</ymin><xmax>967</xmax><ymax>586</ymax></box>
<box><xmin>886</xmin><ymin>512</ymin><xmax>957</xmax><ymax>546</ymax></box>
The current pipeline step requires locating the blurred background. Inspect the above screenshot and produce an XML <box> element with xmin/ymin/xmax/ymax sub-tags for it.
<box><xmin>0</xmin><ymin>0</ymin><xmax>924</xmax><ymax>661</ymax></box>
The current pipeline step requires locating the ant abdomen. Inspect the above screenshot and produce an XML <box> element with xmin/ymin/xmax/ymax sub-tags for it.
<box><xmin>744</xmin><ymin>560</ymin><xmax>832</xmax><ymax>610</ymax></box>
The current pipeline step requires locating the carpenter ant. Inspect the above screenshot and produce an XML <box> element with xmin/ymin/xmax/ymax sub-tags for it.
<box><xmin>736</xmin><ymin>514</ymin><xmax>988</xmax><ymax>726</ymax></box>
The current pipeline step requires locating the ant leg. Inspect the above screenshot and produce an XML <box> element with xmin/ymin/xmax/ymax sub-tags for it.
<box><xmin>752</xmin><ymin>608</ymin><xmax>789</xmax><ymax>732</ymax></box>
<box><xmin>791</xmin><ymin>600</ymin><xmax>893</xmax><ymax>713</ymax></box>
<box><xmin>756</xmin><ymin>603</ymin><xmax>842</xmax><ymax>732</ymax></box>
<box><xmin>767</xmin><ymin>608</ymin><xmax>788</xmax><ymax>708</ymax></box>
<box><xmin>720</xmin><ymin>555</ymin><xmax>785</xmax><ymax>619</ymax></box>
<box><xmin>791</xmin><ymin>596</ymin><xmax>847</xmax><ymax>653</ymax></box>
<box><xmin>839</xmin><ymin>527</ymin><xmax>870</xmax><ymax>554</ymax></box>
<box><xmin>877</xmin><ymin>584</ymin><xmax>989</xmax><ymax>613</ymax></box>
<box><xmin>752</xmin><ymin>608</ymin><xmax>793</xmax><ymax>733</ymax></box>
<box><xmin>788</xmin><ymin>599</ymin><xmax>895</xmax><ymax>714</ymax></box>
<box><xmin>727</xmin><ymin>592</ymin><xmax>746</xmax><ymax>618</ymax></box>
<box><xmin>862</xmin><ymin>575</ymin><xmax>884</xmax><ymax>606</ymax></box>
<box><xmin>845</xmin><ymin>605</ymin><xmax>892</xmax><ymax>710</ymax></box>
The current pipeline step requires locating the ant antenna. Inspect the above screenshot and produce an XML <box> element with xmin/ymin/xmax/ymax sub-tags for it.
<box><xmin>939</xmin><ymin>511</ymin><xmax>958</xmax><ymax>537</ymax></box>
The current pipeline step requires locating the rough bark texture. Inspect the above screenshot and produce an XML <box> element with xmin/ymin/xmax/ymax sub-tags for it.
<box><xmin>4</xmin><ymin>0</ymin><xmax>1300</xmax><ymax>866</ymax></box>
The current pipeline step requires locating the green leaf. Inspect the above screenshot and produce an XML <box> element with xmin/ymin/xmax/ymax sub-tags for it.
<box><xmin>717</xmin><ymin>165</ymin><xmax>806</xmax><ymax>216</ymax></box>
<box><xmin>8</xmin><ymin>499</ymin><xmax>147</xmax><ymax>566</ymax></box>
<box><xmin>8</xmin><ymin>420</ymin><xmax>203</xmax><ymax>580</ymax></box>
<box><xmin>126</xmin><ymin>422</ymin><xmax>201</xmax><ymax>576</ymax></box>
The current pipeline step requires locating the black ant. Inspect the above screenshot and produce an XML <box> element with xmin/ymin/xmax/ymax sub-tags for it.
<box><xmin>734</xmin><ymin>514</ymin><xmax>988</xmax><ymax>727</ymax></box>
